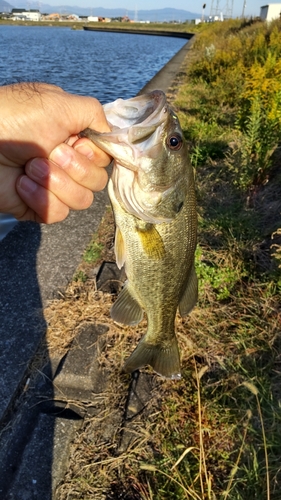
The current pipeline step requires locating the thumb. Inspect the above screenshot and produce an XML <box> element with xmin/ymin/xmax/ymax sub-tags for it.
<box><xmin>62</xmin><ymin>92</ymin><xmax>112</xmax><ymax>136</ymax></box>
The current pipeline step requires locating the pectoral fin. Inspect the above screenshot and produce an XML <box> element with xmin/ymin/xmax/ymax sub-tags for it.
<box><xmin>179</xmin><ymin>264</ymin><xmax>198</xmax><ymax>317</ymax></box>
<box><xmin>136</xmin><ymin>223</ymin><xmax>165</xmax><ymax>259</ymax></box>
<box><xmin>111</xmin><ymin>283</ymin><xmax>143</xmax><ymax>326</ymax></box>
<box><xmin>114</xmin><ymin>226</ymin><xmax>126</xmax><ymax>269</ymax></box>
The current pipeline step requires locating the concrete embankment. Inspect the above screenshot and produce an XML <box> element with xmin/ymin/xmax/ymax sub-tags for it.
<box><xmin>0</xmin><ymin>33</ymin><xmax>196</xmax><ymax>499</ymax></box>
<box><xmin>83</xmin><ymin>26</ymin><xmax>193</xmax><ymax>39</ymax></box>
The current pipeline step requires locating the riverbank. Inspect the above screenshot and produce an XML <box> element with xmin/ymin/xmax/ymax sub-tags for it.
<box><xmin>53</xmin><ymin>18</ymin><xmax>281</xmax><ymax>500</ymax></box>
<box><xmin>1</xmin><ymin>17</ymin><xmax>280</xmax><ymax>500</ymax></box>
<box><xmin>0</xmin><ymin>33</ymin><xmax>196</xmax><ymax>499</ymax></box>
<box><xmin>0</xmin><ymin>19</ymin><xmax>197</xmax><ymax>32</ymax></box>
<box><xmin>83</xmin><ymin>25</ymin><xmax>193</xmax><ymax>39</ymax></box>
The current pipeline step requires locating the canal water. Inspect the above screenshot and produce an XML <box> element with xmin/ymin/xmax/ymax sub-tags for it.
<box><xmin>0</xmin><ymin>25</ymin><xmax>187</xmax><ymax>239</ymax></box>
<box><xmin>0</xmin><ymin>25</ymin><xmax>186</xmax><ymax>101</ymax></box>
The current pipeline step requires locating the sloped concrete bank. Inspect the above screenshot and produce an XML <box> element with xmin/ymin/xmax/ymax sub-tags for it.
<box><xmin>0</xmin><ymin>34</ymin><xmax>196</xmax><ymax>499</ymax></box>
<box><xmin>83</xmin><ymin>26</ymin><xmax>193</xmax><ymax>39</ymax></box>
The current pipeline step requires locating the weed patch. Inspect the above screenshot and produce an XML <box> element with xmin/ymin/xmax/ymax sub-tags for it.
<box><xmin>46</xmin><ymin>19</ymin><xmax>281</xmax><ymax>500</ymax></box>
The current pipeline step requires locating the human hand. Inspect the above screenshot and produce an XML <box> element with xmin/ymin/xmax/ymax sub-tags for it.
<box><xmin>0</xmin><ymin>82</ymin><xmax>111</xmax><ymax>223</ymax></box>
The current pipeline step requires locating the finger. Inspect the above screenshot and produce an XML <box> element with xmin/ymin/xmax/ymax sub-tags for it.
<box><xmin>48</xmin><ymin>142</ymin><xmax>110</xmax><ymax>190</ymax></box>
<box><xmin>51</xmin><ymin>140</ymin><xmax>111</xmax><ymax>169</ymax></box>
<box><xmin>63</xmin><ymin>93</ymin><xmax>112</xmax><ymax>135</ymax></box>
<box><xmin>16</xmin><ymin>175</ymin><xmax>70</xmax><ymax>223</ymax></box>
<box><xmin>25</xmin><ymin>157</ymin><xmax>95</xmax><ymax>210</ymax></box>
<box><xmin>65</xmin><ymin>135</ymin><xmax>79</xmax><ymax>147</ymax></box>
<box><xmin>0</xmin><ymin>165</ymin><xmax>25</xmax><ymax>215</ymax></box>
<box><xmin>74</xmin><ymin>138</ymin><xmax>112</xmax><ymax>168</ymax></box>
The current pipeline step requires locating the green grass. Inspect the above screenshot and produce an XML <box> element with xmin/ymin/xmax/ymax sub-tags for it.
<box><xmin>136</xmin><ymin>19</ymin><xmax>281</xmax><ymax>500</ymax></box>
<box><xmin>54</xmin><ymin>18</ymin><xmax>281</xmax><ymax>500</ymax></box>
<box><xmin>83</xmin><ymin>239</ymin><xmax>104</xmax><ymax>264</ymax></box>
<box><xmin>121</xmin><ymin>19</ymin><xmax>281</xmax><ymax>500</ymax></box>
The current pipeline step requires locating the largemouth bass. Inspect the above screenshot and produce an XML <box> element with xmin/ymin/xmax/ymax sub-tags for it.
<box><xmin>81</xmin><ymin>90</ymin><xmax>197</xmax><ymax>379</ymax></box>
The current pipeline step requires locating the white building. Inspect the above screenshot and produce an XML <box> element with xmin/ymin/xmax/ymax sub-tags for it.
<box><xmin>260</xmin><ymin>4</ymin><xmax>281</xmax><ymax>21</ymax></box>
<box><xmin>11</xmin><ymin>9</ymin><xmax>41</xmax><ymax>21</ymax></box>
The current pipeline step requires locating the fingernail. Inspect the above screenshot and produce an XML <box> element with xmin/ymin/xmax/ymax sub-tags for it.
<box><xmin>28</xmin><ymin>158</ymin><xmax>49</xmax><ymax>180</ymax></box>
<box><xmin>74</xmin><ymin>143</ymin><xmax>94</xmax><ymax>159</ymax></box>
<box><xmin>17</xmin><ymin>175</ymin><xmax>37</xmax><ymax>193</ymax></box>
<box><xmin>50</xmin><ymin>145</ymin><xmax>72</xmax><ymax>168</ymax></box>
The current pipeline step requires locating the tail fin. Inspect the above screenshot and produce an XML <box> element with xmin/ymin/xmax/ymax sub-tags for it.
<box><xmin>123</xmin><ymin>336</ymin><xmax>181</xmax><ymax>380</ymax></box>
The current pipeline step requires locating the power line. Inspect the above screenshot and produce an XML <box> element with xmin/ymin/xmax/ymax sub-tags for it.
<box><xmin>210</xmin><ymin>0</ymin><xmax>234</xmax><ymax>19</ymax></box>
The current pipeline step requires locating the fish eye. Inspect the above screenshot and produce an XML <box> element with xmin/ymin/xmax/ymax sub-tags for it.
<box><xmin>167</xmin><ymin>134</ymin><xmax>183</xmax><ymax>151</ymax></box>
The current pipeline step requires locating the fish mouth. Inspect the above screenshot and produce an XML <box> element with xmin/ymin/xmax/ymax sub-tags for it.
<box><xmin>105</xmin><ymin>90</ymin><xmax>167</xmax><ymax>130</ymax></box>
<box><xmin>80</xmin><ymin>90</ymin><xmax>168</xmax><ymax>171</ymax></box>
<box><xmin>80</xmin><ymin>90</ymin><xmax>187</xmax><ymax>223</ymax></box>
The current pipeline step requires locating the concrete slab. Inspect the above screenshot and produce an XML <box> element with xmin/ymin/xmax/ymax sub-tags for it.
<box><xmin>96</xmin><ymin>261</ymin><xmax>126</xmax><ymax>293</ymax></box>
<box><xmin>0</xmin><ymin>190</ymin><xmax>109</xmax><ymax>425</ymax></box>
<box><xmin>53</xmin><ymin>323</ymin><xmax>109</xmax><ymax>400</ymax></box>
<box><xmin>0</xmin><ymin>323</ymin><xmax>108</xmax><ymax>499</ymax></box>
<box><xmin>3</xmin><ymin>412</ymin><xmax>82</xmax><ymax>500</ymax></box>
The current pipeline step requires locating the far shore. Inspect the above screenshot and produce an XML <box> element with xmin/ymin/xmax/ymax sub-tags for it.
<box><xmin>0</xmin><ymin>19</ymin><xmax>197</xmax><ymax>33</ymax></box>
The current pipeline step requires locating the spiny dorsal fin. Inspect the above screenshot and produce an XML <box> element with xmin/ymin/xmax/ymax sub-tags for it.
<box><xmin>178</xmin><ymin>264</ymin><xmax>198</xmax><ymax>317</ymax></box>
<box><xmin>111</xmin><ymin>283</ymin><xmax>143</xmax><ymax>326</ymax></box>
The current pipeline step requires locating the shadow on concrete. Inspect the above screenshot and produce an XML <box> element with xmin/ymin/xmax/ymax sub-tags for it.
<box><xmin>0</xmin><ymin>222</ymin><xmax>56</xmax><ymax>498</ymax></box>
<box><xmin>0</xmin><ymin>186</ymin><xmax>109</xmax><ymax>498</ymax></box>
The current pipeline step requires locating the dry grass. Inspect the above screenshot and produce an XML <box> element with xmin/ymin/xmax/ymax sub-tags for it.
<box><xmin>42</xmin><ymin>20</ymin><xmax>281</xmax><ymax>500</ymax></box>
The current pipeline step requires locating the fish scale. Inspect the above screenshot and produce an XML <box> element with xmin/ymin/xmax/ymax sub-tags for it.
<box><xmin>80</xmin><ymin>90</ymin><xmax>197</xmax><ymax>379</ymax></box>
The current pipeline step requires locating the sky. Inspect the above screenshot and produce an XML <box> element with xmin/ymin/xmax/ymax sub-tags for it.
<box><xmin>43</xmin><ymin>1</ymin><xmax>268</xmax><ymax>19</ymax></box>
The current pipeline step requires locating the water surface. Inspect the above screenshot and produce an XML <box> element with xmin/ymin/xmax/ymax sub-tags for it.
<box><xmin>0</xmin><ymin>25</ymin><xmax>186</xmax><ymax>102</ymax></box>
<box><xmin>0</xmin><ymin>25</ymin><xmax>187</xmax><ymax>239</ymax></box>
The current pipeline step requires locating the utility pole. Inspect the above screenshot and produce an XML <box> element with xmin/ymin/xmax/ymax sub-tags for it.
<box><xmin>242</xmin><ymin>0</ymin><xmax>246</xmax><ymax>18</ymax></box>
<box><xmin>202</xmin><ymin>3</ymin><xmax>206</xmax><ymax>22</ymax></box>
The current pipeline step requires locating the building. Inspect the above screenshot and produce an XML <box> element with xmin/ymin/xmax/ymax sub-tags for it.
<box><xmin>11</xmin><ymin>9</ymin><xmax>41</xmax><ymax>21</ymax></box>
<box><xmin>260</xmin><ymin>4</ymin><xmax>281</xmax><ymax>21</ymax></box>
<box><xmin>87</xmin><ymin>16</ymin><xmax>111</xmax><ymax>22</ymax></box>
<box><xmin>43</xmin><ymin>13</ymin><xmax>60</xmax><ymax>20</ymax></box>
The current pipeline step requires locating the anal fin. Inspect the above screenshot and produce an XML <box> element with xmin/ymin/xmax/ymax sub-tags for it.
<box><xmin>111</xmin><ymin>283</ymin><xmax>143</xmax><ymax>326</ymax></box>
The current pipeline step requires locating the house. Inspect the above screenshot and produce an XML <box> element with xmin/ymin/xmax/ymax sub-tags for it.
<box><xmin>260</xmin><ymin>4</ymin><xmax>281</xmax><ymax>21</ymax></box>
<box><xmin>11</xmin><ymin>9</ymin><xmax>41</xmax><ymax>21</ymax></box>
<box><xmin>43</xmin><ymin>13</ymin><xmax>60</xmax><ymax>20</ymax></box>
